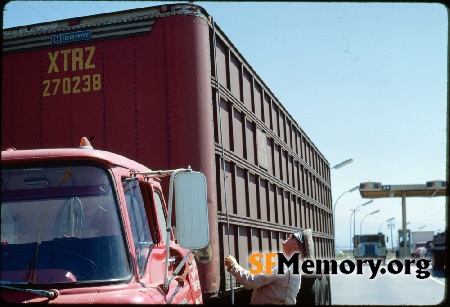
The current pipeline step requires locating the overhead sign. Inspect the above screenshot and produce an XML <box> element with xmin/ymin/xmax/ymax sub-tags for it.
<box><xmin>426</xmin><ymin>180</ymin><xmax>446</xmax><ymax>188</ymax></box>
<box><xmin>359</xmin><ymin>181</ymin><xmax>447</xmax><ymax>198</ymax></box>
<box><xmin>359</xmin><ymin>182</ymin><xmax>381</xmax><ymax>190</ymax></box>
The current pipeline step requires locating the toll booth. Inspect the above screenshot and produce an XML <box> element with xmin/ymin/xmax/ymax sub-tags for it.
<box><xmin>397</xmin><ymin>229</ymin><xmax>411</xmax><ymax>259</ymax></box>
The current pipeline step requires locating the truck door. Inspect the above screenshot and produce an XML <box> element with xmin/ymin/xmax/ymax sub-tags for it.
<box><xmin>121</xmin><ymin>178</ymin><xmax>198</xmax><ymax>304</ymax></box>
<box><xmin>122</xmin><ymin>178</ymin><xmax>156</xmax><ymax>277</ymax></box>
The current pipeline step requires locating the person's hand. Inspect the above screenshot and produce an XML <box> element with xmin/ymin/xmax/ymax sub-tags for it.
<box><xmin>224</xmin><ymin>255</ymin><xmax>237</xmax><ymax>271</ymax></box>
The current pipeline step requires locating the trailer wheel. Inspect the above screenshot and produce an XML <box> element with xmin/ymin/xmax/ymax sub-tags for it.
<box><xmin>432</xmin><ymin>252</ymin><xmax>444</xmax><ymax>271</ymax></box>
<box><xmin>321</xmin><ymin>275</ymin><xmax>331</xmax><ymax>305</ymax></box>
<box><xmin>313</xmin><ymin>277</ymin><xmax>323</xmax><ymax>305</ymax></box>
<box><xmin>296</xmin><ymin>275</ymin><xmax>314</xmax><ymax>305</ymax></box>
<box><xmin>297</xmin><ymin>275</ymin><xmax>330</xmax><ymax>305</ymax></box>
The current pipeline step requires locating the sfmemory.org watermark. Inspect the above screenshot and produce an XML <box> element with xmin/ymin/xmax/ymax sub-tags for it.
<box><xmin>249</xmin><ymin>253</ymin><xmax>432</xmax><ymax>279</ymax></box>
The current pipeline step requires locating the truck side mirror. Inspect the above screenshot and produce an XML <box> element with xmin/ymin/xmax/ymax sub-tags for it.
<box><xmin>174</xmin><ymin>171</ymin><xmax>209</xmax><ymax>250</ymax></box>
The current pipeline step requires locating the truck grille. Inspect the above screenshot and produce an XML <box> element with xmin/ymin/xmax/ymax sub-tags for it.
<box><xmin>363</xmin><ymin>244</ymin><xmax>378</xmax><ymax>256</ymax></box>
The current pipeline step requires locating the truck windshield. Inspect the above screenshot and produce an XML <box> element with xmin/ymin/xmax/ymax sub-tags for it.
<box><xmin>360</xmin><ymin>236</ymin><xmax>382</xmax><ymax>243</ymax></box>
<box><xmin>1</xmin><ymin>165</ymin><xmax>131</xmax><ymax>284</ymax></box>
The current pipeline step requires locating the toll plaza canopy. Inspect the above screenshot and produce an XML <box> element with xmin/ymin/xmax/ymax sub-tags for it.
<box><xmin>359</xmin><ymin>180</ymin><xmax>447</xmax><ymax>198</ymax></box>
<box><xmin>359</xmin><ymin>180</ymin><xmax>447</xmax><ymax>259</ymax></box>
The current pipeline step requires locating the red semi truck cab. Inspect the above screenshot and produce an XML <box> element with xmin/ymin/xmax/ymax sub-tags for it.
<box><xmin>0</xmin><ymin>139</ymin><xmax>209</xmax><ymax>304</ymax></box>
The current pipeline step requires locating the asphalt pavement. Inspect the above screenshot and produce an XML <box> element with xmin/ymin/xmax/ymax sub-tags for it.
<box><xmin>330</xmin><ymin>261</ymin><xmax>446</xmax><ymax>305</ymax></box>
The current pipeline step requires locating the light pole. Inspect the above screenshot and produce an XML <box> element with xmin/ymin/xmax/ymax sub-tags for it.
<box><xmin>331</xmin><ymin>158</ymin><xmax>353</xmax><ymax>169</ymax></box>
<box><xmin>386</xmin><ymin>217</ymin><xmax>395</xmax><ymax>252</ymax></box>
<box><xmin>378</xmin><ymin>216</ymin><xmax>395</xmax><ymax>233</ymax></box>
<box><xmin>360</xmin><ymin>210</ymin><xmax>380</xmax><ymax>234</ymax></box>
<box><xmin>349</xmin><ymin>200</ymin><xmax>373</xmax><ymax>254</ymax></box>
<box><xmin>379</xmin><ymin>220</ymin><xmax>386</xmax><ymax>233</ymax></box>
<box><xmin>333</xmin><ymin>185</ymin><xmax>359</xmax><ymax>228</ymax></box>
<box><xmin>329</xmin><ymin>158</ymin><xmax>354</xmax><ymax>252</ymax></box>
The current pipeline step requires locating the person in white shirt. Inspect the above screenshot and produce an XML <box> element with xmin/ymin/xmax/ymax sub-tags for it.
<box><xmin>224</xmin><ymin>230</ymin><xmax>311</xmax><ymax>305</ymax></box>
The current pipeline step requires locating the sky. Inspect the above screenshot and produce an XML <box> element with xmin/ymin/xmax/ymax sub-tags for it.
<box><xmin>2</xmin><ymin>1</ymin><xmax>448</xmax><ymax>250</ymax></box>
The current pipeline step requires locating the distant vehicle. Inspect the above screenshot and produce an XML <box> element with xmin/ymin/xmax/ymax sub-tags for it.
<box><xmin>429</xmin><ymin>231</ymin><xmax>446</xmax><ymax>271</ymax></box>
<box><xmin>353</xmin><ymin>233</ymin><xmax>387</xmax><ymax>264</ymax></box>
<box><xmin>410</xmin><ymin>232</ymin><xmax>434</xmax><ymax>256</ymax></box>
<box><xmin>396</xmin><ymin>230</ymin><xmax>434</xmax><ymax>258</ymax></box>
<box><xmin>413</xmin><ymin>241</ymin><xmax>428</xmax><ymax>258</ymax></box>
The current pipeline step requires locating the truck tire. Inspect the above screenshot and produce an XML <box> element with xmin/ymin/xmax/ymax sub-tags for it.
<box><xmin>313</xmin><ymin>277</ymin><xmax>323</xmax><ymax>305</ymax></box>
<box><xmin>296</xmin><ymin>274</ymin><xmax>315</xmax><ymax>305</ymax></box>
<box><xmin>297</xmin><ymin>275</ymin><xmax>329</xmax><ymax>305</ymax></box>
<box><xmin>321</xmin><ymin>275</ymin><xmax>331</xmax><ymax>305</ymax></box>
<box><xmin>431</xmin><ymin>253</ymin><xmax>438</xmax><ymax>270</ymax></box>
<box><xmin>432</xmin><ymin>252</ymin><xmax>444</xmax><ymax>270</ymax></box>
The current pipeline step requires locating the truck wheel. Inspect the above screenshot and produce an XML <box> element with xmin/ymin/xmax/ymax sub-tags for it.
<box><xmin>432</xmin><ymin>253</ymin><xmax>439</xmax><ymax>270</ymax></box>
<box><xmin>313</xmin><ymin>277</ymin><xmax>323</xmax><ymax>305</ymax></box>
<box><xmin>432</xmin><ymin>253</ymin><xmax>444</xmax><ymax>270</ymax></box>
<box><xmin>320</xmin><ymin>275</ymin><xmax>331</xmax><ymax>305</ymax></box>
<box><xmin>296</xmin><ymin>275</ymin><xmax>314</xmax><ymax>305</ymax></box>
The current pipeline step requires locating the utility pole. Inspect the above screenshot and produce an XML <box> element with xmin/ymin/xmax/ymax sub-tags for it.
<box><xmin>387</xmin><ymin>217</ymin><xmax>395</xmax><ymax>252</ymax></box>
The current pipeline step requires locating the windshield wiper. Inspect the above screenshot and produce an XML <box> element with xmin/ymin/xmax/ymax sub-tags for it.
<box><xmin>0</xmin><ymin>283</ymin><xmax>57</xmax><ymax>299</ymax></box>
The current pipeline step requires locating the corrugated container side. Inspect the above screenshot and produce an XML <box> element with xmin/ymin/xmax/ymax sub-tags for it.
<box><xmin>208</xmin><ymin>19</ymin><xmax>333</xmax><ymax>294</ymax></box>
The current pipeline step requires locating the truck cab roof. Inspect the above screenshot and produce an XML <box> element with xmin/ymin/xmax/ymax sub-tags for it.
<box><xmin>1</xmin><ymin>147</ymin><xmax>152</xmax><ymax>174</ymax></box>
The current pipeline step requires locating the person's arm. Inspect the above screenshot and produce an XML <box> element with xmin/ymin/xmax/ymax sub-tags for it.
<box><xmin>224</xmin><ymin>255</ymin><xmax>278</xmax><ymax>290</ymax></box>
